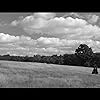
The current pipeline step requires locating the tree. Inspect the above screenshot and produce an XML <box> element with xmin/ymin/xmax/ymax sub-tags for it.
<box><xmin>75</xmin><ymin>44</ymin><xmax>98</xmax><ymax>74</ymax></box>
<box><xmin>58</xmin><ymin>55</ymin><xmax>64</xmax><ymax>65</ymax></box>
<box><xmin>75</xmin><ymin>44</ymin><xmax>94</xmax><ymax>67</ymax></box>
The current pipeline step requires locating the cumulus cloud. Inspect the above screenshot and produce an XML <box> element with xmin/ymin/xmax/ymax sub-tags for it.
<box><xmin>35</xmin><ymin>36</ymin><xmax>100</xmax><ymax>54</ymax></box>
<box><xmin>36</xmin><ymin>37</ymin><xmax>100</xmax><ymax>53</ymax></box>
<box><xmin>1</xmin><ymin>34</ymin><xmax>100</xmax><ymax>55</ymax></box>
<box><xmin>0</xmin><ymin>33</ymin><xmax>20</xmax><ymax>42</ymax></box>
<box><xmin>11</xmin><ymin>12</ymin><xmax>56</xmax><ymax>27</ymax></box>
<box><xmin>0</xmin><ymin>33</ymin><xmax>33</xmax><ymax>42</ymax></box>
<box><xmin>10</xmin><ymin>12</ymin><xmax>100</xmax><ymax>41</ymax></box>
<box><xmin>37</xmin><ymin>37</ymin><xmax>90</xmax><ymax>47</ymax></box>
<box><xmin>1</xmin><ymin>32</ymin><xmax>99</xmax><ymax>55</ymax></box>
<box><xmin>7</xmin><ymin>13</ymin><xmax>100</xmax><ymax>55</ymax></box>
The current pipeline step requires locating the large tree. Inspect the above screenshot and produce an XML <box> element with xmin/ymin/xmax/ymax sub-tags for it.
<box><xmin>75</xmin><ymin>44</ymin><xmax>98</xmax><ymax>74</ymax></box>
<box><xmin>75</xmin><ymin>44</ymin><xmax>94</xmax><ymax>67</ymax></box>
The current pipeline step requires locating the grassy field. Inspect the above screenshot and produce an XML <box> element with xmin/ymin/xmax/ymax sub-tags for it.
<box><xmin>0</xmin><ymin>60</ymin><xmax>100</xmax><ymax>88</ymax></box>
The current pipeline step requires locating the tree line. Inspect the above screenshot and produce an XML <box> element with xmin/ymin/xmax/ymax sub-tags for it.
<box><xmin>0</xmin><ymin>44</ymin><xmax>100</xmax><ymax>68</ymax></box>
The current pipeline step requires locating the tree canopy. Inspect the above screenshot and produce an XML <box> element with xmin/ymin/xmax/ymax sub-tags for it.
<box><xmin>75</xmin><ymin>44</ymin><xmax>94</xmax><ymax>66</ymax></box>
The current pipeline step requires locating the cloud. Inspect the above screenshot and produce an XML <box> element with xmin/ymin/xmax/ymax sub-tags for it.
<box><xmin>37</xmin><ymin>37</ymin><xmax>66</xmax><ymax>46</ymax></box>
<box><xmin>0</xmin><ymin>34</ymin><xmax>100</xmax><ymax>55</ymax></box>
<box><xmin>36</xmin><ymin>36</ymin><xmax>100</xmax><ymax>54</ymax></box>
<box><xmin>0</xmin><ymin>33</ymin><xmax>20</xmax><ymax>42</ymax></box>
<box><xmin>34</xmin><ymin>12</ymin><xmax>56</xmax><ymax>19</ymax></box>
<box><xmin>11</xmin><ymin>20</ymin><xmax>19</xmax><ymax>26</ymax></box>
<box><xmin>11</xmin><ymin>12</ymin><xmax>56</xmax><ymax>26</ymax></box>
<box><xmin>87</xmin><ymin>14</ymin><xmax>99</xmax><ymax>24</ymax></box>
<box><xmin>36</xmin><ymin>37</ymin><xmax>100</xmax><ymax>53</ymax></box>
<box><xmin>63</xmin><ymin>13</ymin><xmax>84</xmax><ymax>19</ymax></box>
<box><xmin>0</xmin><ymin>32</ymin><xmax>99</xmax><ymax>53</ymax></box>
<box><xmin>0</xmin><ymin>33</ymin><xmax>33</xmax><ymax>42</ymax></box>
<box><xmin>42</xmin><ymin>47</ymin><xmax>59</xmax><ymax>53</ymax></box>
<box><xmin>11</xmin><ymin>13</ymin><xmax>100</xmax><ymax>41</ymax></box>
<box><xmin>3</xmin><ymin>13</ymin><xmax>100</xmax><ymax>55</ymax></box>
<box><xmin>36</xmin><ymin>37</ymin><xmax>91</xmax><ymax>47</ymax></box>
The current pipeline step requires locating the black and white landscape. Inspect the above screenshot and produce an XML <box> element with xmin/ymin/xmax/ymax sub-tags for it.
<box><xmin>0</xmin><ymin>12</ymin><xmax>100</xmax><ymax>88</ymax></box>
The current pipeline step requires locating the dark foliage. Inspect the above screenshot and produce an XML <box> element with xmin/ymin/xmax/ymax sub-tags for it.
<box><xmin>75</xmin><ymin>44</ymin><xmax>94</xmax><ymax>62</ymax></box>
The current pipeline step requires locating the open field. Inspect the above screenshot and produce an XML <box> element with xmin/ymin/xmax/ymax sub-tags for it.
<box><xmin>0</xmin><ymin>60</ymin><xmax>100</xmax><ymax>88</ymax></box>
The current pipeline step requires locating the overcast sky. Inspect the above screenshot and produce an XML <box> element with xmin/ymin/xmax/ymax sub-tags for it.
<box><xmin>0</xmin><ymin>12</ymin><xmax>100</xmax><ymax>56</ymax></box>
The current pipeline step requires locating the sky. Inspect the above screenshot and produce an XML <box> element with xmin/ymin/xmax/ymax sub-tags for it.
<box><xmin>0</xmin><ymin>12</ymin><xmax>100</xmax><ymax>56</ymax></box>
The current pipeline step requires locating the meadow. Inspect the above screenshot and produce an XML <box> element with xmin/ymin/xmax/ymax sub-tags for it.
<box><xmin>0</xmin><ymin>60</ymin><xmax>100</xmax><ymax>88</ymax></box>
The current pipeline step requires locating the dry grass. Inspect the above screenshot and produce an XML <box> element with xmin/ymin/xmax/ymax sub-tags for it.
<box><xmin>0</xmin><ymin>60</ymin><xmax>100</xmax><ymax>88</ymax></box>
